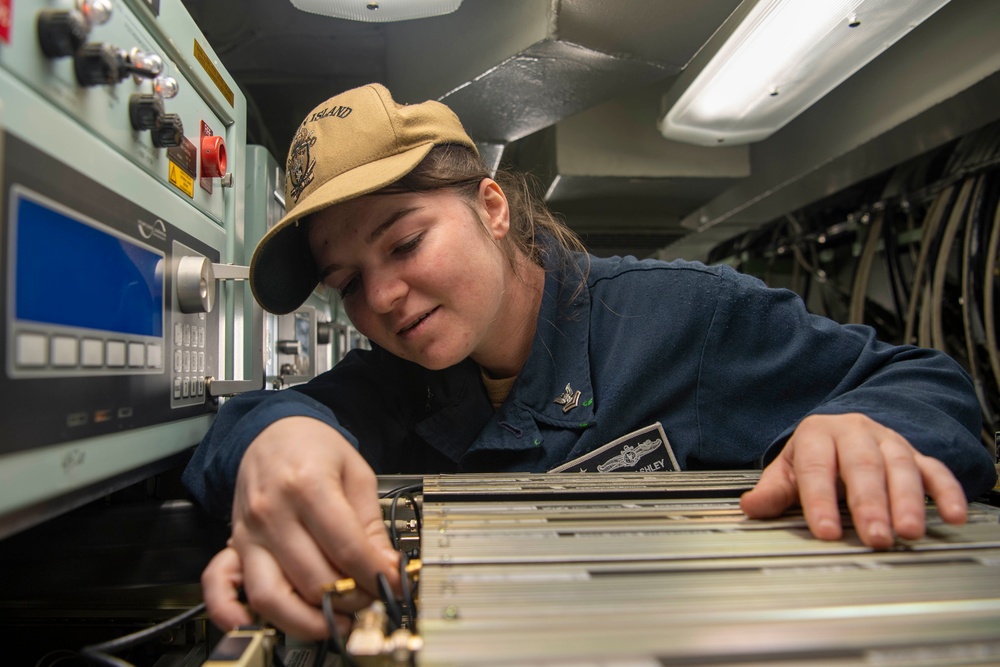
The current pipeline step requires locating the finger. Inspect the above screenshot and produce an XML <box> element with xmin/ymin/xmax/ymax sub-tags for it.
<box><xmin>836</xmin><ymin>430</ymin><xmax>892</xmax><ymax>549</ymax></box>
<box><xmin>235</xmin><ymin>521</ymin><xmax>376</xmax><ymax>614</ymax></box>
<box><xmin>303</xmin><ymin>449</ymin><xmax>401</xmax><ymax>596</ymax></box>
<box><xmin>881</xmin><ymin>437</ymin><xmax>926</xmax><ymax>541</ymax></box>
<box><xmin>230</xmin><ymin>486</ymin><xmax>327</xmax><ymax>606</ymax></box>
<box><xmin>202</xmin><ymin>547</ymin><xmax>253</xmax><ymax>632</ymax></box>
<box><xmin>340</xmin><ymin>452</ymin><xmax>403</xmax><ymax>588</ymax></box>
<box><xmin>240</xmin><ymin>545</ymin><xmax>329</xmax><ymax>641</ymax></box>
<box><xmin>342</xmin><ymin>456</ymin><xmax>397</xmax><ymax>558</ymax></box>
<box><xmin>740</xmin><ymin>448</ymin><xmax>798</xmax><ymax>519</ymax></box>
<box><xmin>787</xmin><ymin>426</ymin><xmax>843</xmax><ymax>541</ymax></box>
<box><xmin>917</xmin><ymin>454</ymin><xmax>969</xmax><ymax>525</ymax></box>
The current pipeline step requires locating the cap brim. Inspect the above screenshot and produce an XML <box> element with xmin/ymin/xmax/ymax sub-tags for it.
<box><xmin>250</xmin><ymin>143</ymin><xmax>436</xmax><ymax>314</ymax></box>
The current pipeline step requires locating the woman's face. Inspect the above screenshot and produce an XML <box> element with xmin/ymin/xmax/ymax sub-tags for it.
<box><xmin>307</xmin><ymin>181</ymin><xmax>513</xmax><ymax>370</ymax></box>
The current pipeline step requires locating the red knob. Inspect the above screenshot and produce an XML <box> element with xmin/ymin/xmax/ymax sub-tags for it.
<box><xmin>201</xmin><ymin>135</ymin><xmax>227</xmax><ymax>179</ymax></box>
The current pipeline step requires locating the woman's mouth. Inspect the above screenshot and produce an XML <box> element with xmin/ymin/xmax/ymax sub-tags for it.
<box><xmin>399</xmin><ymin>307</ymin><xmax>438</xmax><ymax>335</ymax></box>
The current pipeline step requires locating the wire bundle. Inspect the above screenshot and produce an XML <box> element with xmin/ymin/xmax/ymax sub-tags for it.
<box><xmin>708</xmin><ymin>121</ymin><xmax>1000</xmax><ymax>459</ymax></box>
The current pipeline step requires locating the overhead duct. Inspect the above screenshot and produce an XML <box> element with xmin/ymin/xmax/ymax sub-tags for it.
<box><xmin>439</xmin><ymin>40</ymin><xmax>667</xmax><ymax>145</ymax></box>
<box><xmin>385</xmin><ymin>1</ymin><xmax>744</xmax><ymax>145</ymax></box>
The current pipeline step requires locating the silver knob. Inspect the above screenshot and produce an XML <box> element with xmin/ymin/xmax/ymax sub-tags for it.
<box><xmin>78</xmin><ymin>0</ymin><xmax>113</xmax><ymax>26</ymax></box>
<box><xmin>154</xmin><ymin>75</ymin><xmax>179</xmax><ymax>99</ymax></box>
<box><xmin>176</xmin><ymin>255</ymin><xmax>216</xmax><ymax>314</ymax></box>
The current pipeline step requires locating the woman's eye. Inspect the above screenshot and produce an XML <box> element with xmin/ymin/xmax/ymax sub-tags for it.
<box><xmin>338</xmin><ymin>275</ymin><xmax>361</xmax><ymax>298</ymax></box>
<box><xmin>393</xmin><ymin>233</ymin><xmax>423</xmax><ymax>255</ymax></box>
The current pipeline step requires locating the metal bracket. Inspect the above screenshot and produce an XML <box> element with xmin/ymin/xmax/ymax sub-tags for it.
<box><xmin>207</xmin><ymin>263</ymin><xmax>264</xmax><ymax>397</ymax></box>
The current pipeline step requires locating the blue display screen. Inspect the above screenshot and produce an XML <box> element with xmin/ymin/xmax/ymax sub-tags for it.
<box><xmin>14</xmin><ymin>194</ymin><xmax>165</xmax><ymax>337</ymax></box>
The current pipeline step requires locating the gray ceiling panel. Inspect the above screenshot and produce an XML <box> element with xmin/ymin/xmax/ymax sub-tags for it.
<box><xmin>439</xmin><ymin>39</ymin><xmax>671</xmax><ymax>144</ymax></box>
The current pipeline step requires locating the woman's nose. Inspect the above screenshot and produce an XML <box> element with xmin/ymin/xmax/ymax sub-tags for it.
<box><xmin>365</xmin><ymin>269</ymin><xmax>407</xmax><ymax>314</ymax></box>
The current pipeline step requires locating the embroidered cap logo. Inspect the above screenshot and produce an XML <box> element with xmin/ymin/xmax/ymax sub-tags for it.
<box><xmin>287</xmin><ymin>125</ymin><xmax>318</xmax><ymax>204</ymax></box>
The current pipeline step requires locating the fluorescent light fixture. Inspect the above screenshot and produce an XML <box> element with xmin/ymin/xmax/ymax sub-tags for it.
<box><xmin>659</xmin><ymin>0</ymin><xmax>953</xmax><ymax>146</ymax></box>
<box><xmin>289</xmin><ymin>0</ymin><xmax>463</xmax><ymax>22</ymax></box>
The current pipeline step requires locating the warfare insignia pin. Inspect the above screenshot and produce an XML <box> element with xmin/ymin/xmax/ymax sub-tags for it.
<box><xmin>287</xmin><ymin>125</ymin><xmax>317</xmax><ymax>203</ymax></box>
<box><xmin>553</xmin><ymin>383</ymin><xmax>582</xmax><ymax>413</ymax></box>
<box><xmin>596</xmin><ymin>439</ymin><xmax>661</xmax><ymax>472</ymax></box>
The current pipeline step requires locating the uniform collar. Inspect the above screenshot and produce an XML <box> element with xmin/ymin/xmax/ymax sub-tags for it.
<box><xmin>514</xmin><ymin>251</ymin><xmax>595</xmax><ymax>426</ymax></box>
<box><xmin>465</xmin><ymin>251</ymin><xmax>596</xmax><ymax>456</ymax></box>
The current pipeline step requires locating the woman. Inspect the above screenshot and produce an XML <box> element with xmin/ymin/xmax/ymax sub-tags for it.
<box><xmin>183</xmin><ymin>84</ymin><xmax>997</xmax><ymax>639</ymax></box>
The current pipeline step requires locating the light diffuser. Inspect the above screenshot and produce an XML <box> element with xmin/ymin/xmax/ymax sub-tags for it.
<box><xmin>289</xmin><ymin>0</ymin><xmax>463</xmax><ymax>23</ymax></box>
<box><xmin>659</xmin><ymin>0</ymin><xmax>953</xmax><ymax>146</ymax></box>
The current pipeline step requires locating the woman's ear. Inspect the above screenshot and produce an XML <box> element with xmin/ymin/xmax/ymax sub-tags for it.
<box><xmin>478</xmin><ymin>178</ymin><xmax>510</xmax><ymax>240</ymax></box>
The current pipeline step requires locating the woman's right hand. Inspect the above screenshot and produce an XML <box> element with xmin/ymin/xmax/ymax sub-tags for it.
<box><xmin>202</xmin><ymin>416</ymin><xmax>401</xmax><ymax>639</ymax></box>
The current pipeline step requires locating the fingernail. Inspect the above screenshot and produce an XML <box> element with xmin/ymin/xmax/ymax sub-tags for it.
<box><xmin>868</xmin><ymin>521</ymin><xmax>890</xmax><ymax>542</ymax></box>
<box><xmin>946</xmin><ymin>502</ymin><xmax>966</xmax><ymax>517</ymax></box>
<box><xmin>818</xmin><ymin>518</ymin><xmax>838</xmax><ymax>535</ymax></box>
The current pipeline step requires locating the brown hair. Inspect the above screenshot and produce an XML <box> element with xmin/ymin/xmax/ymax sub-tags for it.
<box><xmin>379</xmin><ymin>144</ymin><xmax>588</xmax><ymax>280</ymax></box>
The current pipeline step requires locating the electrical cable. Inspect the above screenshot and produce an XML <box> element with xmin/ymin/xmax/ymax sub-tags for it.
<box><xmin>409</xmin><ymin>492</ymin><xmax>423</xmax><ymax>535</ymax></box>
<box><xmin>79</xmin><ymin>603</ymin><xmax>206</xmax><ymax>667</ymax></box>
<box><xmin>390</xmin><ymin>494</ymin><xmax>410</xmax><ymax>550</ymax></box>
<box><xmin>917</xmin><ymin>283</ymin><xmax>934</xmax><ymax>349</ymax></box>
<box><xmin>981</xmin><ymin>176</ymin><xmax>1000</xmax><ymax>462</ymax></box>
<box><xmin>805</xmin><ymin>232</ymin><xmax>837</xmax><ymax>320</ymax></box>
<box><xmin>317</xmin><ymin>590</ymin><xmax>360</xmax><ymax>667</ymax></box>
<box><xmin>377</xmin><ymin>572</ymin><xmax>403</xmax><ymax>630</ymax></box>
<box><xmin>763</xmin><ymin>221</ymin><xmax>785</xmax><ymax>287</ymax></box>
<box><xmin>786</xmin><ymin>217</ymin><xmax>806</xmax><ymax>298</ymax></box>
<box><xmin>881</xmin><ymin>207</ymin><xmax>908</xmax><ymax>336</ymax></box>
<box><xmin>382</xmin><ymin>483</ymin><xmax>422</xmax><ymax>551</ymax></box>
<box><xmin>389</xmin><ymin>492</ymin><xmax>402</xmax><ymax>551</ymax></box>
<box><xmin>396</xmin><ymin>492</ymin><xmax>421</xmax><ymax>549</ymax></box>
<box><xmin>380</xmin><ymin>483</ymin><xmax>422</xmax><ymax>500</ymax></box>
<box><xmin>848</xmin><ymin>211</ymin><xmax>884</xmax><ymax>325</ymax></box>
<box><xmin>930</xmin><ymin>177</ymin><xmax>976</xmax><ymax>352</ymax></box>
<box><xmin>797</xmin><ymin>266</ymin><xmax>812</xmax><ymax>312</ymax></box>
<box><xmin>904</xmin><ymin>185</ymin><xmax>955</xmax><ymax>345</ymax></box>
<box><xmin>903</xmin><ymin>206</ymin><xmax>920</xmax><ymax>273</ymax></box>
<box><xmin>783</xmin><ymin>214</ymin><xmax>840</xmax><ymax>318</ymax></box>
<box><xmin>982</xmin><ymin>175</ymin><xmax>1000</xmax><ymax>460</ymax></box>
<box><xmin>960</xmin><ymin>175</ymin><xmax>1000</xmax><ymax>439</ymax></box>
<box><xmin>399</xmin><ymin>551</ymin><xmax>416</xmax><ymax>630</ymax></box>
<box><xmin>911</xmin><ymin>155</ymin><xmax>1000</xmax><ymax>357</ymax></box>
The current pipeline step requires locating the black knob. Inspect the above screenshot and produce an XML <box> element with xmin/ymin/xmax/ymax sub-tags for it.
<box><xmin>37</xmin><ymin>9</ymin><xmax>88</xmax><ymax>59</ymax></box>
<box><xmin>129</xmin><ymin>93</ymin><xmax>164</xmax><ymax>131</ymax></box>
<box><xmin>317</xmin><ymin>322</ymin><xmax>333</xmax><ymax>345</ymax></box>
<box><xmin>152</xmin><ymin>113</ymin><xmax>184</xmax><ymax>148</ymax></box>
<box><xmin>74</xmin><ymin>42</ymin><xmax>126</xmax><ymax>87</ymax></box>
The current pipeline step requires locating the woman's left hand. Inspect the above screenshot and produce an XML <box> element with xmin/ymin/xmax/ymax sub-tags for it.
<box><xmin>740</xmin><ymin>412</ymin><xmax>969</xmax><ymax>548</ymax></box>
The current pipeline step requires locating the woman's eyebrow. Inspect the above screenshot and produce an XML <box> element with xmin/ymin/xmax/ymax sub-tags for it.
<box><xmin>366</xmin><ymin>207</ymin><xmax>421</xmax><ymax>245</ymax></box>
<box><xmin>318</xmin><ymin>206</ymin><xmax>423</xmax><ymax>280</ymax></box>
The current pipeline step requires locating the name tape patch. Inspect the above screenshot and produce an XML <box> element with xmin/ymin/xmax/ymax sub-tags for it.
<box><xmin>549</xmin><ymin>422</ymin><xmax>679</xmax><ymax>474</ymax></box>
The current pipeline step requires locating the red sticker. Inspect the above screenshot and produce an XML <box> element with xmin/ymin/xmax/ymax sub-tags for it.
<box><xmin>0</xmin><ymin>0</ymin><xmax>12</xmax><ymax>45</ymax></box>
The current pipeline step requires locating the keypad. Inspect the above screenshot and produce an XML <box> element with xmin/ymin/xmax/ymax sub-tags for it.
<box><xmin>171</xmin><ymin>313</ymin><xmax>206</xmax><ymax>405</ymax></box>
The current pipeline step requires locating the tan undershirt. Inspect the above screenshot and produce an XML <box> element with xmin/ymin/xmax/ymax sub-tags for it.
<box><xmin>480</xmin><ymin>367</ymin><xmax>517</xmax><ymax>410</ymax></box>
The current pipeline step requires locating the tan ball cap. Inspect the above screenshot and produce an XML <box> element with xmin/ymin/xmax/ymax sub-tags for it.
<box><xmin>249</xmin><ymin>83</ymin><xmax>477</xmax><ymax>314</ymax></box>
